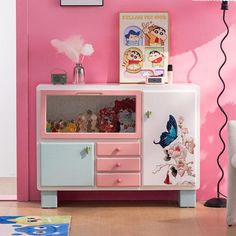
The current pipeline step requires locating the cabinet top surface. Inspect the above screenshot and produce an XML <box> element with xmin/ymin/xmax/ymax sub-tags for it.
<box><xmin>37</xmin><ymin>83</ymin><xmax>199</xmax><ymax>91</ymax></box>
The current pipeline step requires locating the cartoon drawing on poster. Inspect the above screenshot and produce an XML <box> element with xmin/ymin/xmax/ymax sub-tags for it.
<box><xmin>122</xmin><ymin>47</ymin><xmax>144</xmax><ymax>74</ymax></box>
<box><xmin>144</xmin><ymin>47</ymin><xmax>164</xmax><ymax>68</ymax></box>
<box><xmin>124</xmin><ymin>26</ymin><xmax>143</xmax><ymax>46</ymax></box>
<box><xmin>142</xmin><ymin>22</ymin><xmax>167</xmax><ymax>47</ymax></box>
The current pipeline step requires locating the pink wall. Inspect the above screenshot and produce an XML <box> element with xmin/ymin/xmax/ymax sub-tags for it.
<box><xmin>17</xmin><ymin>0</ymin><xmax>29</xmax><ymax>201</ymax></box>
<box><xmin>17</xmin><ymin>0</ymin><xmax>236</xmax><ymax>201</ymax></box>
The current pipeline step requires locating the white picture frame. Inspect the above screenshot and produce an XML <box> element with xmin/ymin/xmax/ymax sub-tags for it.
<box><xmin>60</xmin><ymin>0</ymin><xmax>103</xmax><ymax>6</ymax></box>
<box><xmin>119</xmin><ymin>12</ymin><xmax>169</xmax><ymax>84</ymax></box>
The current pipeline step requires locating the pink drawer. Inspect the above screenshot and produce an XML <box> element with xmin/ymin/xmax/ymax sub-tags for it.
<box><xmin>96</xmin><ymin>173</ymin><xmax>140</xmax><ymax>187</ymax></box>
<box><xmin>96</xmin><ymin>158</ymin><xmax>140</xmax><ymax>172</ymax></box>
<box><xmin>96</xmin><ymin>142</ymin><xmax>140</xmax><ymax>156</ymax></box>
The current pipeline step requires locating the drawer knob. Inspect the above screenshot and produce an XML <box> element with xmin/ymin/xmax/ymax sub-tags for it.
<box><xmin>116</xmin><ymin>178</ymin><xmax>122</xmax><ymax>183</ymax></box>
<box><xmin>115</xmin><ymin>147</ymin><xmax>121</xmax><ymax>152</ymax></box>
<box><xmin>84</xmin><ymin>146</ymin><xmax>91</xmax><ymax>154</ymax></box>
<box><xmin>116</xmin><ymin>162</ymin><xmax>121</xmax><ymax>167</ymax></box>
<box><xmin>145</xmin><ymin>111</ymin><xmax>152</xmax><ymax>118</ymax></box>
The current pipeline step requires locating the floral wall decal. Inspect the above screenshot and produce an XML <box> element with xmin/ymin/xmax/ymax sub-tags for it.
<box><xmin>153</xmin><ymin>115</ymin><xmax>196</xmax><ymax>186</ymax></box>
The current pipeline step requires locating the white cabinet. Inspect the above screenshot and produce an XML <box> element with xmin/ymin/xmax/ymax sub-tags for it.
<box><xmin>37</xmin><ymin>84</ymin><xmax>200</xmax><ymax>208</ymax></box>
<box><xmin>143</xmin><ymin>90</ymin><xmax>199</xmax><ymax>188</ymax></box>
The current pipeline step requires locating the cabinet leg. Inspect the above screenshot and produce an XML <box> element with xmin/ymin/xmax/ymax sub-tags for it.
<box><xmin>41</xmin><ymin>191</ymin><xmax>58</xmax><ymax>208</ymax></box>
<box><xmin>178</xmin><ymin>190</ymin><xmax>196</xmax><ymax>208</ymax></box>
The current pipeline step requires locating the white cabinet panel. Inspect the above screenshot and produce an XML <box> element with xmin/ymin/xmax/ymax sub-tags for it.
<box><xmin>143</xmin><ymin>90</ymin><xmax>199</xmax><ymax>188</ymax></box>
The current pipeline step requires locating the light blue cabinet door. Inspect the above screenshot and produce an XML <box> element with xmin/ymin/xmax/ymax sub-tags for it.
<box><xmin>40</xmin><ymin>142</ymin><xmax>94</xmax><ymax>186</ymax></box>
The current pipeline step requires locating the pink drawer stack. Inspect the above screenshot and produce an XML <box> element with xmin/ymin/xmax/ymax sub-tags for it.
<box><xmin>96</xmin><ymin>142</ymin><xmax>141</xmax><ymax>187</ymax></box>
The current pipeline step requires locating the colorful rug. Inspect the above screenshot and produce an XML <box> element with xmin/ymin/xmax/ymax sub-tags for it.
<box><xmin>0</xmin><ymin>216</ymin><xmax>71</xmax><ymax>235</ymax></box>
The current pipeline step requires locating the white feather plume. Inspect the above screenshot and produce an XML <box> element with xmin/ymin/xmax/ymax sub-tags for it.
<box><xmin>51</xmin><ymin>35</ymin><xmax>90</xmax><ymax>63</ymax></box>
<box><xmin>81</xmin><ymin>44</ymin><xmax>94</xmax><ymax>56</ymax></box>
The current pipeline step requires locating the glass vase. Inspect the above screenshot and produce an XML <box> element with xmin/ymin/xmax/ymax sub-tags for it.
<box><xmin>73</xmin><ymin>63</ymin><xmax>85</xmax><ymax>84</ymax></box>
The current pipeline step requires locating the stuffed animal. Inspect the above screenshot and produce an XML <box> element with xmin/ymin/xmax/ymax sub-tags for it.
<box><xmin>118</xmin><ymin>109</ymin><xmax>135</xmax><ymax>133</ymax></box>
<box><xmin>99</xmin><ymin>107</ymin><xmax>118</xmax><ymax>133</ymax></box>
<box><xmin>46</xmin><ymin>121</ymin><xmax>52</xmax><ymax>132</ymax></box>
<box><xmin>86</xmin><ymin>110</ymin><xmax>99</xmax><ymax>132</ymax></box>
<box><xmin>58</xmin><ymin>120</ymin><xmax>66</xmax><ymax>132</ymax></box>
<box><xmin>90</xmin><ymin>113</ymin><xmax>99</xmax><ymax>132</ymax></box>
<box><xmin>77</xmin><ymin>113</ymin><xmax>88</xmax><ymax>132</ymax></box>
<box><xmin>51</xmin><ymin>121</ymin><xmax>60</xmax><ymax>132</ymax></box>
<box><xmin>66</xmin><ymin>120</ymin><xmax>77</xmax><ymax>132</ymax></box>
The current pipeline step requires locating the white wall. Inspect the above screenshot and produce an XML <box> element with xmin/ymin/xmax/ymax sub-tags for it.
<box><xmin>0</xmin><ymin>0</ymin><xmax>16</xmax><ymax>177</ymax></box>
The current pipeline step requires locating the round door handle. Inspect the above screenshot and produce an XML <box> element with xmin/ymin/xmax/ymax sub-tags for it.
<box><xmin>116</xmin><ymin>178</ymin><xmax>122</xmax><ymax>183</ymax></box>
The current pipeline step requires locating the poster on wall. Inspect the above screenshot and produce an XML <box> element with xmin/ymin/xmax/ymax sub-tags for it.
<box><xmin>119</xmin><ymin>12</ymin><xmax>169</xmax><ymax>84</ymax></box>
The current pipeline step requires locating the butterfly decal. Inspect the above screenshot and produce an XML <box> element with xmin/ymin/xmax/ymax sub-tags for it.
<box><xmin>153</xmin><ymin>115</ymin><xmax>178</xmax><ymax>148</ymax></box>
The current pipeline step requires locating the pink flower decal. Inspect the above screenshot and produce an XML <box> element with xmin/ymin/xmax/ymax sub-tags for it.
<box><xmin>168</xmin><ymin>143</ymin><xmax>187</xmax><ymax>159</ymax></box>
<box><xmin>185</xmin><ymin>137</ymin><xmax>196</xmax><ymax>154</ymax></box>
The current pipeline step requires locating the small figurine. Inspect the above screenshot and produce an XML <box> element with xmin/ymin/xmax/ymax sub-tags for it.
<box><xmin>99</xmin><ymin>107</ymin><xmax>118</xmax><ymax>133</ymax></box>
<box><xmin>86</xmin><ymin>110</ymin><xmax>99</xmax><ymax>132</ymax></box>
<box><xmin>46</xmin><ymin>121</ymin><xmax>52</xmax><ymax>132</ymax></box>
<box><xmin>51</xmin><ymin>121</ymin><xmax>60</xmax><ymax>132</ymax></box>
<box><xmin>118</xmin><ymin>109</ymin><xmax>135</xmax><ymax>133</ymax></box>
<box><xmin>77</xmin><ymin>113</ymin><xmax>88</xmax><ymax>132</ymax></box>
<box><xmin>114</xmin><ymin>98</ymin><xmax>135</xmax><ymax>113</ymax></box>
<box><xmin>66</xmin><ymin>120</ymin><xmax>77</xmax><ymax>133</ymax></box>
<box><xmin>90</xmin><ymin>113</ymin><xmax>99</xmax><ymax>132</ymax></box>
<box><xmin>58</xmin><ymin>120</ymin><xmax>66</xmax><ymax>132</ymax></box>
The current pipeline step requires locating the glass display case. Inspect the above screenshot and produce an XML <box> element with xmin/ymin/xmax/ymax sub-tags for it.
<box><xmin>40</xmin><ymin>90</ymin><xmax>142</xmax><ymax>139</ymax></box>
